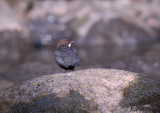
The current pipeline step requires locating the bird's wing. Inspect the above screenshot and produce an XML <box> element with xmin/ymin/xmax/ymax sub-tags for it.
<box><xmin>71</xmin><ymin>48</ymin><xmax>80</xmax><ymax>66</ymax></box>
<box><xmin>55</xmin><ymin>47</ymin><xmax>80</xmax><ymax>67</ymax></box>
<box><xmin>55</xmin><ymin>50</ymin><xmax>65</xmax><ymax>66</ymax></box>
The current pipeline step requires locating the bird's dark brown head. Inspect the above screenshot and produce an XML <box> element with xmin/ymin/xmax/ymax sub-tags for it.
<box><xmin>57</xmin><ymin>39</ymin><xmax>74</xmax><ymax>48</ymax></box>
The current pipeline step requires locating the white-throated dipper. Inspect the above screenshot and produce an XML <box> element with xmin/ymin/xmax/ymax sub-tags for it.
<box><xmin>55</xmin><ymin>39</ymin><xmax>80</xmax><ymax>74</ymax></box>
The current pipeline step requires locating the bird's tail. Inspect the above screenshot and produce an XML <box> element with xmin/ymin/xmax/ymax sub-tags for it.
<box><xmin>73</xmin><ymin>62</ymin><xmax>80</xmax><ymax>66</ymax></box>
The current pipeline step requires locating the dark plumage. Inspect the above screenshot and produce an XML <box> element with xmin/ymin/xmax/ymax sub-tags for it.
<box><xmin>55</xmin><ymin>39</ymin><xmax>80</xmax><ymax>72</ymax></box>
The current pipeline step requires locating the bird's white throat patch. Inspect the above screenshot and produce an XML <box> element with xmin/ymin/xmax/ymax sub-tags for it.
<box><xmin>68</xmin><ymin>43</ymin><xmax>72</xmax><ymax>47</ymax></box>
<box><xmin>68</xmin><ymin>41</ymin><xmax>75</xmax><ymax>47</ymax></box>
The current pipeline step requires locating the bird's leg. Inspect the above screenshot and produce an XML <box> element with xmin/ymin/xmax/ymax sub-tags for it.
<box><xmin>65</xmin><ymin>70</ymin><xmax>71</xmax><ymax>76</ymax></box>
<box><xmin>66</xmin><ymin>69</ymin><xmax>73</xmax><ymax>76</ymax></box>
<box><xmin>72</xmin><ymin>69</ymin><xmax>74</xmax><ymax>72</ymax></box>
<box><xmin>66</xmin><ymin>72</ymin><xmax>72</xmax><ymax>76</ymax></box>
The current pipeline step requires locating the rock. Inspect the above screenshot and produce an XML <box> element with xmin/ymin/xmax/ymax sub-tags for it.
<box><xmin>5</xmin><ymin>62</ymin><xmax>57</xmax><ymax>82</ymax></box>
<box><xmin>0</xmin><ymin>0</ymin><xmax>23</xmax><ymax>31</ymax></box>
<box><xmin>26</xmin><ymin>13</ymin><xmax>73</xmax><ymax>48</ymax></box>
<box><xmin>0</xmin><ymin>69</ymin><xmax>160</xmax><ymax>112</ymax></box>
<box><xmin>84</xmin><ymin>18</ymin><xmax>156</xmax><ymax>47</ymax></box>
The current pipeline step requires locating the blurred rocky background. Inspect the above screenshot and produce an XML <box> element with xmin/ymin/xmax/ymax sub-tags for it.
<box><xmin>0</xmin><ymin>0</ymin><xmax>160</xmax><ymax>90</ymax></box>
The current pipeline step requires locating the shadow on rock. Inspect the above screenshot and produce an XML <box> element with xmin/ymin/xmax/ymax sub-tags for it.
<box><xmin>120</xmin><ymin>75</ymin><xmax>160</xmax><ymax>112</ymax></box>
<box><xmin>9</xmin><ymin>90</ymin><xmax>98</xmax><ymax>113</ymax></box>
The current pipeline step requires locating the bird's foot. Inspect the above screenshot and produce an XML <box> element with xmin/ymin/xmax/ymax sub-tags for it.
<box><xmin>66</xmin><ymin>72</ymin><xmax>72</xmax><ymax>76</ymax></box>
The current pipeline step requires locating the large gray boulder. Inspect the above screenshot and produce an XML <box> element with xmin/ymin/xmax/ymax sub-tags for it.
<box><xmin>84</xmin><ymin>18</ymin><xmax>156</xmax><ymax>47</ymax></box>
<box><xmin>0</xmin><ymin>69</ymin><xmax>159</xmax><ymax>113</ymax></box>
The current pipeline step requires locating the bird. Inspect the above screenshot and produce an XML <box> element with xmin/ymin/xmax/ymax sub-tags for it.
<box><xmin>54</xmin><ymin>39</ymin><xmax>80</xmax><ymax>74</ymax></box>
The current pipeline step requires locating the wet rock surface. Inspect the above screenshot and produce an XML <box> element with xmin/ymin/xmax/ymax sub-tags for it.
<box><xmin>0</xmin><ymin>69</ymin><xmax>160</xmax><ymax>113</ymax></box>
